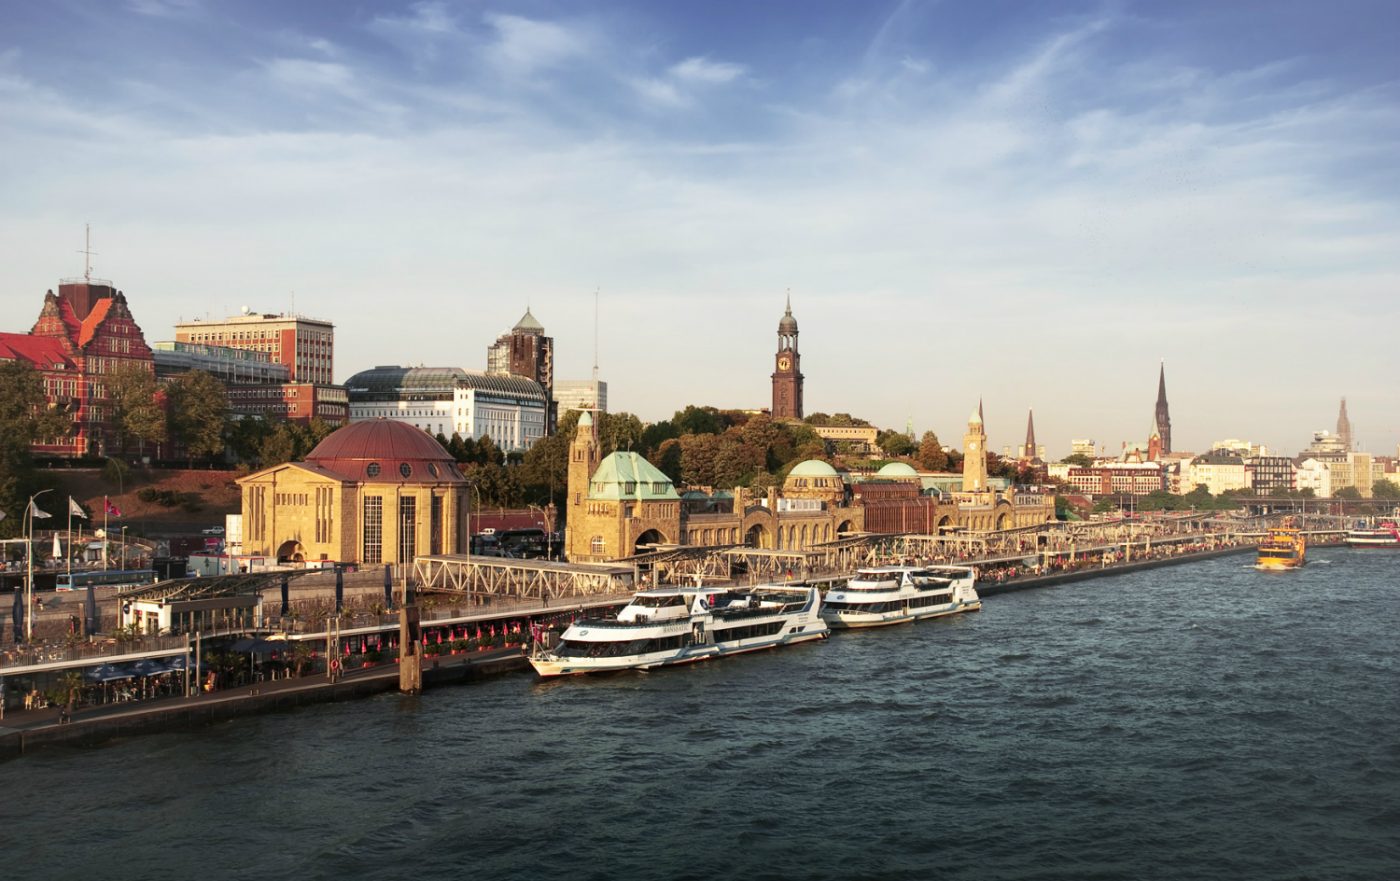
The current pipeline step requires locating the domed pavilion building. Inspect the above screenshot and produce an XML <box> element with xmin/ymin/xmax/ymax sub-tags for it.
<box><xmin>237</xmin><ymin>419</ymin><xmax>469</xmax><ymax>566</ymax></box>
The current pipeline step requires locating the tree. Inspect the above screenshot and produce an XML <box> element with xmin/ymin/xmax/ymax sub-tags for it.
<box><xmin>916</xmin><ymin>431</ymin><xmax>948</xmax><ymax>472</ymax></box>
<box><xmin>1372</xmin><ymin>480</ymin><xmax>1400</xmax><ymax>500</ymax></box>
<box><xmin>258</xmin><ymin>423</ymin><xmax>296</xmax><ymax>467</ymax></box>
<box><xmin>0</xmin><ymin>361</ymin><xmax>69</xmax><ymax>538</ymax></box>
<box><xmin>673</xmin><ymin>405</ymin><xmax>725</xmax><ymax>437</ymax></box>
<box><xmin>105</xmin><ymin>363</ymin><xmax>166</xmax><ymax>454</ymax></box>
<box><xmin>165</xmin><ymin>370</ymin><xmax>227</xmax><ymax>464</ymax></box>
<box><xmin>1060</xmin><ymin>453</ymin><xmax>1094</xmax><ymax>468</ymax></box>
<box><xmin>1335</xmin><ymin>486</ymin><xmax>1363</xmax><ymax>500</ymax></box>
<box><xmin>877</xmin><ymin>429</ymin><xmax>915</xmax><ymax>458</ymax></box>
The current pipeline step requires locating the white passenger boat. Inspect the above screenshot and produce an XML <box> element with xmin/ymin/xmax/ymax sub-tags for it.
<box><xmin>1345</xmin><ymin>521</ymin><xmax>1400</xmax><ymax>548</ymax></box>
<box><xmin>820</xmin><ymin>566</ymin><xmax>980</xmax><ymax>629</ymax></box>
<box><xmin>528</xmin><ymin>585</ymin><xmax>828</xmax><ymax>677</ymax></box>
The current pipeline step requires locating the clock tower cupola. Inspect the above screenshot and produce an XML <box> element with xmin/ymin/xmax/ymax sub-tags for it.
<box><xmin>771</xmin><ymin>292</ymin><xmax>804</xmax><ymax>420</ymax></box>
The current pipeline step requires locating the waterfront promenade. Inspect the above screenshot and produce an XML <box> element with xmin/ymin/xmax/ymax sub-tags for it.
<box><xmin>0</xmin><ymin>532</ymin><xmax>1291</xmax><ymax>762</ymax></box>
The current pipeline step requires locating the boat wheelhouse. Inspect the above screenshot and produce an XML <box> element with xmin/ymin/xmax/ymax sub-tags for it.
<box><xmin>820</xmin><ymin>565</ymin><xmax>980</xmax><ymax>629</ymax></box>
<box><xmin>528</xmin><ymin>585</ymin><xmax>827</xmax><ymax>677</ymax></box>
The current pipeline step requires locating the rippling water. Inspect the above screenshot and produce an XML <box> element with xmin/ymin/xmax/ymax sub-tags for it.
<box><xmin>7</xmin><ymin>551</ymin><xmax>1400</xmax><ymax>881</ymax></box>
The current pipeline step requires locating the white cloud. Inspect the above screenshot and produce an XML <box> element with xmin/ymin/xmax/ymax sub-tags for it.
<box><xmin>483</xmin><ymin>13</ymin><xmax>591</xmax><ymax>77</ymax></box>
<box><xmin>126</xmin><ymin>0</ymin><xmax>201</xmax><ymax>17</ymax></box>
<box><xmin>669</xmin><ymin>56</ymin><xmax>745</xmax><ymax>85</ymax></box>
<box><xmin>263</xmin><ymin>58</ymin><xmax>355</xmax><ymax>93</ymax></box>
<box><xmin>630</xmin><ymin>77</ymin><xmax>687</xmax><ymax>108</ymax></box>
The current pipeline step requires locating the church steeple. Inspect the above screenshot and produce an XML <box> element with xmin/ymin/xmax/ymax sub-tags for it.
<box><xmin>771</xmin><ymin>292</ymin><xmax>804</xmax><ymax>420</ymax></box>
<box><xmin>1154</xmin><ymin>361</ymin><xmax>1172</xmax><ymax>454</ymax></box>
<box><xmin>1337</xmin><ymin>397</ymin><xmax>1353</xmax><ymax>451</ymax></box>
<box><xmin>1020</xmin><ymin>408</ymin><xmax>1040</xmax><ymax>461</ymax></box>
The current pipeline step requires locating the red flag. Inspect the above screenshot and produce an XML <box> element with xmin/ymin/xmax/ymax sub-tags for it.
<box><xmin>104</xmin><ymin>497</ymin><xmax>122</xmax><ymax>518</ymax></box>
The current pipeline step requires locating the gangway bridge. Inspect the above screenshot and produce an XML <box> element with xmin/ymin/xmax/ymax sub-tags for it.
<box><xmin>412</xmin><ymin>554</ymin><xmax>636</xmax><ymax>602</ymax></box>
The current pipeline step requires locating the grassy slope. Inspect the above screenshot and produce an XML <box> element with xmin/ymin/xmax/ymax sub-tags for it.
<box><xmin>42</xmin><ymin>467</ymin><xmax>242</xmax><ymax>535</ymax></box>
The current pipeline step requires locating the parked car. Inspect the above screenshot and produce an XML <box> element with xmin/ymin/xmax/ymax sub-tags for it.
<box><xmin>202</xmin><ymin>526</ymin><xmax>225</xmax><ymax>535</ymax></box>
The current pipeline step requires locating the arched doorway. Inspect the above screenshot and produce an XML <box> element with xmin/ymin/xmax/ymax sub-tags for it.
<box><xmin>745</xmin><ymin>523</ymin><xmax>770</xmax><ymax>549</ymax></box>
<box><xmin>995</xmin><ymin>511</ymin><xmax>1012</xmax><ymax>530</ymax></box>
<box><xmin>634</xmin><ymin>529</ymin><xmax>665</xmax><ymax>554</ymax></box>
<box><xmin>276</xmin><ymin>539</ymin><xmax>305</xmax><ymax>563</ymax></box>
<box><xmin>836</xmin><ymin>520</ymin><xmax>854</xmax><ymax>536</ymax></box>
<box><xmin>935</xmin><ymin>515</ymin><xmax>954</xmax><ymax>532</ymax></box>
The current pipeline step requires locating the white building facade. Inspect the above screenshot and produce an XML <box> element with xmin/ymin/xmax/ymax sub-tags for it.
<box><xmin>346</xmin><ymin>366</ymin><xmax>547</xmax><ymax>450</ymax></box>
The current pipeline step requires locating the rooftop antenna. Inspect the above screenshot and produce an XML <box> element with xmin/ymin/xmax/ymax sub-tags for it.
<box><xmin>77</xmin><ymin>223</ymin><xmax>98</xmax><ymax>281</ymax></box>
<box><xmin>290</xmin><ymin>290</ymin><xmax>295</xmax><ymax>316</ymax></box>
<box><xmin>592</xmin><ymin>286</ymin><xmax>600</xmax><ymax>381</ymax></box>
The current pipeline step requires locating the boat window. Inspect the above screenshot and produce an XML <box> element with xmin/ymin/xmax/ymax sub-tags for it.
<box><xmin>631</xmin><ymin>594</ymin><xmax>688</xmax><ymax>608</ymax></box>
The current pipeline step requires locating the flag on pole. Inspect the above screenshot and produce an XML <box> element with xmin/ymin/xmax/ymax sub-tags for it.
<box><xmin>27</xmin><ymin>500</ymin><xmax>51</xmax><ymax>520</ymax></box>
<box><xmin>104</xmin><ymin>497</ymin><xmax>122</xmax><ymax>518</ymax></box>
<box><xmin>68</xmin><ymin>497</ymin><xmax>87</xmax><ymax>518</ymax></box>
<box><xmin>52</xmin><ymin>534</ymin><xmax>61</xmax><ymax>559</ymax></box>
<box><xmin>0</xmin><ymin>510</ymin><xmax>7</xmax><ymax>522</ymax></box>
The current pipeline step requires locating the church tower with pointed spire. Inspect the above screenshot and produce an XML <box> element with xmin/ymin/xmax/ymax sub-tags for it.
<box><xmin>1018</xmin><ymin>408</ymin><xmax>1042</xmax><ymax>461</ymax></box>
<box><xmin>771</xmin><ymin>293</ymin><xmax>804</xmax><ymax>420</ymax></box>
<box><xmin>1154</xmin><ymin>361</ymin><xmax>1172</xmax><ymax>454</ymax></box>
<box><xmin>1337</xmin><ymin>397</ymin><xmax>1353</xmax><ymax>451</ymax></box>
<box><xmin>963</xmin><ymin>402</ymin><xmax>988</xmax><ymax>491</ymax></box>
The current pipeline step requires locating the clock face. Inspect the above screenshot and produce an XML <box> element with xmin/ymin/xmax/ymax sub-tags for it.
<box><xmin>969</xmin><ymin>441</ymin><xmax>979</xmax><ymax>451</ymax></box>
<box><xmin>778</xmin><ymin>356</ymin><xmax>791</xmax><ymax>371</ymax></box>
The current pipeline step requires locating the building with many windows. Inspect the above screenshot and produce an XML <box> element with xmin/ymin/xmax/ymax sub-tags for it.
<box><xmin>554</xmin><ymin>378</ymin><xmax>608</xmax><ymax>415</ymax></box>
<box><xmin>346</xmin><ymin>365</ymin><xmax>547</xmax><ymax>450</ymax></box>
<box><xmin>237</xmin><ymin>419</ymin><xmax>468</xmax><ymax>565</ymax></box>
<box><xmin>175</xmin><ymin>309</ymin><xmax>334</xmax><ymax>385</ymax></box>
<box><xmin>486</xmin><ymin>308</ymin><xmax>555</xmax><ymax>432</ymax></box>
<box><xmin>0</xmin><ymin>279</ymin><xmax>155</xmax><ymax>457</ymax></box>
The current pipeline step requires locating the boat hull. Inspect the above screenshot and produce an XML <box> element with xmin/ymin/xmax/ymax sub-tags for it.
<box><xmin>530</xmin><ymin>628</ymin><xmax>828</xmax><ymax>678</ymax></box>
<box><xmin>824</xmin><ymin>600</ymin><xmax>981</xmax><ymax>629</ymax></box>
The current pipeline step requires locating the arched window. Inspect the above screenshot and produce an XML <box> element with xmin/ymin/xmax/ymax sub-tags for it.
<box><xmin>590</xmin><ymin>536</ymin><xmax>605</xmax><ymax>556</ymax></box>
<box><xmin>800</xmin><ymin>524</ymin><xmax>809</xmax><ymax>547</ymax></box>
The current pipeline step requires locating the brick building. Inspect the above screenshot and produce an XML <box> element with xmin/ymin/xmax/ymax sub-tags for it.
<box><xmin>0</xmin><ymin>279</ymin><xmax>154</xmax><ymax>457</ymax></box>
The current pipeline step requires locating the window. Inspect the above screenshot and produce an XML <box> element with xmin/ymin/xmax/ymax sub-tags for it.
<box><xmin>363</xmin><ymin>496</ymin><xmax>383</xmax><ymax>564</ymax></box>
<box><xmin>366</xmin><ymin>462</ymin><xmax>381</xmax><ymax>478</ymax></box>
<box><xmin>591</xmin><ymin>536</ymin><xmax>605</xmax><ymax>555</ymax></box>
<box><xmin>399</xmin><ymin>496</ymin><xmax>417</xmax><ymax>562</ymax></box>
<box><xmin>400</xmin><ymin>463</ymin><xmax>413</xmax><ymax>478</ymax></box>
<box><xmin>430</xmin><ymin>493</ymin><xmax>443</xmax><ymax>555</ymax></box>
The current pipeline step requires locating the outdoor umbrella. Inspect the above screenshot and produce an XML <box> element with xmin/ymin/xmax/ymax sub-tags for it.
<box><xmin>84</xmin><ymin>664</ymin><xmax>128</xmax><ymax>683</ymax></box>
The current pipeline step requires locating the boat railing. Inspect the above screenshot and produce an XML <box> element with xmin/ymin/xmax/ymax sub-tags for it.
<box><xmin>571</xmin><ymin>617</ymin><xmax>691</xmax><ymax>630</ymax></box>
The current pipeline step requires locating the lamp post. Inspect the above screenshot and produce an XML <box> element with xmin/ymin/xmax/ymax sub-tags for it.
<box><xmin>24</xmin><ymin>489</ymin><xmax>52</xmax><ymax>643</ymax></box>
<box><xmin>120</xmin><ymin>526</ymin><xmax>127</xmax><ymax>571</ymax></box>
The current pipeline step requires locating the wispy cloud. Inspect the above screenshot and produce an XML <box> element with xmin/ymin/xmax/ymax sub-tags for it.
<box><xmin>483</xmin><ymin>13</ymin><xmax>592</xmax><ymax>78</ymax></box>
<box><xmin>670</xmin><ymin>56</ymin><xmax>745</xmax><ymax>85</ymax></box>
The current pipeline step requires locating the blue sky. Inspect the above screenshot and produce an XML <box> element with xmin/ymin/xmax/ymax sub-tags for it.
<box><xmin>3</xmin><ymin>0</ymin><xmax>1398</xmax><ymax>457</ymax></box>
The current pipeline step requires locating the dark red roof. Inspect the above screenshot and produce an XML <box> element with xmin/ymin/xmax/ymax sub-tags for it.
<box><xmin>305</xmin><ymin>419</ymin><xmax>463</xmax><ymax>484</ymax></box>
<box><xmin>0</xmin><ymin>333</ymin><xmax>74</xmax><ymax>369</ymax></box>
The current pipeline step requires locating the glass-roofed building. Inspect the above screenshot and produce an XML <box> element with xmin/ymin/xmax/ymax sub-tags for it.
<box><xmin>345</xmin><ymin>365</ymin><xmax>548</xmax><ymax>450</ymax></box>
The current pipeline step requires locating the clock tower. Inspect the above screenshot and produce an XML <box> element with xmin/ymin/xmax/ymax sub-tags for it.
<box><xmin>771</xmin><ymin>293</ymin><xmax>804</xmax><ymax>419</ymax></box>
<box><xmin>962</xmin><ymin>402</ymin><xmax>988</xmax><ymax>491</ymax></box>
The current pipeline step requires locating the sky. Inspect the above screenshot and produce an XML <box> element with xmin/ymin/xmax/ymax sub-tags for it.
<box><xmin>2</xmin><ymin>0</ymin><xmax>1398</xmax><ymax>458</ymax></box>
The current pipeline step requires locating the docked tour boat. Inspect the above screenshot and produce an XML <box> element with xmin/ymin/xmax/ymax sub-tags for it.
<box><xmin>1256</xmin><ymin>525</ymin><xmax>1306</xmax><ymax>571</ymax></box>
<box><xmin>820</xmin><ymin>566</ymin><xmax>980</xmax><ymax>629</ymax></box>
<box><xmin>528</xmin><ymin>585</ymin><xmax>828</xmax><ymax>677</ymax></box>
<box><xmin>1345</xmin><ymin>521</ymin><xmax>1400</xmax><ymax>548</ymax></box>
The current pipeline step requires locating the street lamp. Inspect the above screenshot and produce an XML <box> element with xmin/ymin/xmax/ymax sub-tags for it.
<box><xmin>120</xmin><ymin>526</ymin><xmax>127</xmax><ymax>571</ymax></box>
<box><xmin>23</xmin><ymin>488</ymin><xmax>53</xmax><ymax>643</ymax></box>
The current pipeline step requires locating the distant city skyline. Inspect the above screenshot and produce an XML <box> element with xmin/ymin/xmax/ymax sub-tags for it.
<box><xmin>3</xmin><ymin>1</ymin><xmax>1397</xmax><ymax>455</ymax></box>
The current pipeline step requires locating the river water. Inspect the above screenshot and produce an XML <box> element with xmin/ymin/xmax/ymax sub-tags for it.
<box><xmin>5</xmin><ymin>551</ymin><xmax>1399</xmax><ymax>881</ymax></box>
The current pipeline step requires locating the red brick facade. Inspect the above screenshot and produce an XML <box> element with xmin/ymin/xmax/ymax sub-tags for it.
<box><xmin>0</xmin><ymin>281</ymin><xmax>154</xmax><ymax>457</ymax></box>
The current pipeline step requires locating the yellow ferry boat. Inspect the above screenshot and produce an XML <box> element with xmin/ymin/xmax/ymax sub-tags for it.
<box><xmin>1256</xmin><ymin>523</ymin><xmax>1306</xmax><ymax>571</ymax></box>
